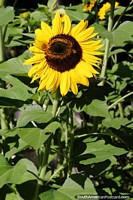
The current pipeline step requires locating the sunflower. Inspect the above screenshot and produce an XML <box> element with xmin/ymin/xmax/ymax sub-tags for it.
<box><xmin>83</xmin><ymin>0</ymin><xmax>96</xmax><ymax>12</ymax></box>
<box><xmin>98</xmin><ymin>2</ymin><xmax>119</xmax><ymax>20</ymax></box>
<box><xmin>24</xmin><ymin>13</ymin><xmax>103</xmax><ymax>96</ymax></box>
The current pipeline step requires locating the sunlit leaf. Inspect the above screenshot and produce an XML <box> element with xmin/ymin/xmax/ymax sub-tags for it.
<box><xmin>79</xmin><ymin>139</ymin><xmax>127</xmax><ymax>165</ymax></box>
<box><xmin>83</xmin><ymin>99</ymin><xmax>109</xmax><ymax>117</ymax></box>
<box><xmin>0</xmin><ymin>57</ymin><xmax>29</xmax><ymax>76</ymax></box>
<box><xmin>0</xmin><ymin>6</ymin><xmax>14</xmax><ymax>26</ymax></box>
<box><xmin>18</xmin><ymin>128</ymin><xmax>52</xmax><ymax>150</ymax></box>
<box><xmin>6</xmin><ymin>193</ymin><xmax>24</xmax><ymax>200</ymax></box>
<box><xmin>40</xmin><ymin>189</ymin><xmax>71</xmax><ymax>200</ymax></box>
<box><xmin>5</xmin><ymin>138</ymin><xmax>28</xmax><ymax>159</ymax></box>
<box><xmin>0</xmin><ymin>86</ymin><xmax>32</xmax><ymax>101</ymax></box>
<box><xmin>113</xmin><ymin>21</ymin><xmax>133</xmax><ymax>46</ymax></box>
<box><xmin>65</xmin><ymin>4</ymin><xmax>88</xmax><ymax>21</ymax></box>
<box><xmin>0</xmin><ymin>157</ymin><xmax>36</xmax><ymax>188</ymax></box>
<box><xmin>40</xmin><ymin>174</ymin><xmax>96</xmax><ymax>200</ymax></box>
<box><xmin>17</xmin><ymin>105</ymin><xmax>53</xmax><ymax>127</ymax></box>
<box><xmin>58</xmin><ymin>174</ymin><xmax>97</xmax><ymax>197</ymax></box>
<box><xmin>102</xmin><ymin>117</ymin><xmax>130</xmax><ymax>129</ymax></box>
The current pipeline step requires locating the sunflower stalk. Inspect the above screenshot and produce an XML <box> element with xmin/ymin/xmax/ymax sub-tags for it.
<box><xmin>108</xmin><ymin>91</ymin><xmax>133</xmax><ymax>110</ymax></box>
<box><xmin>112</xmin><ymin>0</ymin><xmax>133</xmax><ymax>30</ymax></box>
<box><xmin>0</xmin><ymin>25</ymin><xmax>9</xmax><ymax>131</ymax></box>
<box><xmin>33</xmin><ymin>135</ymin><xmax>52</xmax><ymax>200</ymax></box>
<box><xmin>52</xmin><ymin>89</ymin><xmax>61</xmax><ymax>117</ymax></box>
<box><xmin>68</xmin><ymin>108</ymin><xmax>74</xmax><ymax>175</ymax></box>
<box><xmin>99</xmin><ymin>0</ymin><xmax>116</xmax><ymax>86</ymax></box>
<box><xmin>0</xmin><ymin>0</ymin><xmax>5</xmax><ymax>7</ymax></box>
<box><xmin>33</xmin><ymin>90</ymin><xmax>60</xmax><ymax>199</ymax></box>
<box><xmin>0</xmin><ymin>26</ymin><xmax>4</xmax><ymax>62</ymax></box>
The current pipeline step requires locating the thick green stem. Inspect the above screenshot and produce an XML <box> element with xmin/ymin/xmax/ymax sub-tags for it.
<box><xmin>33</xmin><ymin>135</ymin><xmax>52</xmax><ymax>200</ymax></box>
<box><xmin>91</xmin><ymin>116</ymin><xmax>99</xmax><ymax>133</ymax></box>
<box><xmin>39</xmin><ymin>136</ymin><xmax>52</xmax><ymax>185</ymax></box>
<box><xmin>0</xmin><ymin>26</ymin><xmax>4</xmax><ymax>62</ymax></box>
<box><xmin>68</xmin><ymin>108</ymin><xmax>74</xmax><ymax>175</ymax></box>
<box><xmin>118</xmin><ymin>103</ymin><xmax>124</xmax><ymax>118</ymax></box>
<box><xmin>112</xmin><ymin>0</ymin><xmax>133</xmax><ymax>31</ymax></box>
<box><xmin>0</xmin><ymin>26</ymin><xmax>9</xmax><ymax>130</ymax></box>
<box><xmin>108</xmin><ymin>91</ymin><xmax>133</xmax><ymax>110</ymax></box>
<box><xmin>0</xmin><ymin>108</ymin><xmax>8</xmax><ymax>129</ymax></box>
<box><xmin>52</xmin><ymin>98</ymin><xmax>59</xmax><ymax>117</ymax></box>
<box><xmin>99</xmin><ymin>0</ymin><xmax>115</xmax><ymax>86</ymax></box>
<box><xmin>0</xmin><ymin>0</ymin><xmax>5</xmax><ymax>7</ymax></box>
<box><xmin>52</xmin><ymin>89</ymin><xmax>60</xmax><ymax>117</ymax></box>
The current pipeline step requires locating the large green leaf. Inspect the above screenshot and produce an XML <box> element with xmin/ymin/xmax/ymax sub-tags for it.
<box><xmin>40</xmin><ymin>174</ymin><xmax>96</xmax><ymax>200</ymax></box>
<box><xmin>93</xmin><ymin>21</ymin><xmax>133</xmax><ymax>46</ymax></box>
<box><xmin>0</xmin><ymin>74</ymin><xmax>33</xmax><ymax>91</ymax></box>
<box><xmin>0</xmin><ymin>86</ymin><xmax>32</xmax><ymax>101</ymax></box>
<box><xmin>83</xmin><ymin>99</ymin><xmax>109</xmax><ymax>118</ymax></box>
<box><xmin>18</xmin><ymin>128</ymin><xmax>52</xmax><ymax>150</ymax></box>
<box><xmin>79</xmin><ymin>139</ymin><xmax>127</xmax><ymax>165</ymax></box>
<box><xmin>40</xmin><ymin>189</ymin><xmax>71</xmax><ymax>200</ymax></box>
<box><xmin>16</xmin><ymin>122</ymin><xmax>60</xmax><ymax>150</ymax></box>
<box><xmin>0</xmin><ymin>6</ymin><xmax>14</xmax><ymax>26</ymax></box>
<box><xmin>5</xmin><ymin>193</ymin><xmax>24</xmax><ymax>200</ymax></box>
<box><xmin>0</xmin><ymin>57</ymin><xmax>30</xmax><ymax>76</ymax></box>
<box><xmin>113</xmin><ymin>21</ymin><xmax>133</xmax><ymax>46</ymax></box>
<box><xmin>70</xmin><ymin>88</ymin><xmax>108</xmax><ymax>117</ymax></box>
<box><xmin>65</xmin><ymin>4</ymin><xmax>88</xmax><ymax>21</ymax></box>
<box><xmin>102</xmin><ymin>117</ymin><xmax>130</xmax><ymax>129</ymax></box>
<box><xmin>92</xmin><ymin>23</ymin><xmax>113</xmax><ymax>43</ymax></box>
<box><xmin>17</xmin><ymin>105</ymin><xmax>53</xmax><ymax>127</ymax></box>
<box><xmin>17</xmin><ymin>122</ymin><xmax>60</xmax><ymax>149</ymax></box>
<box><xmin>0</xmin><ymin>154</ymin><xmax>11</xmax><ymax>176</ymax></box>
<box><xmin>5</xmin><ymin>138</ymin><xmax>28</xmax><ymax>159</ymax></box>
<box><xmin>0</xmin><ymin>157</ymin><xmax>37</xmax><ymax>188</ymax></box>
<box><xmin>44</xmin><ymin>121</ymin><xmax>60</xmax><ymax>133</ymax></box>
<box><xmin>58</xmin><ymin>174</ymin><xmax>97</xmax><ymax>199</ymax></box>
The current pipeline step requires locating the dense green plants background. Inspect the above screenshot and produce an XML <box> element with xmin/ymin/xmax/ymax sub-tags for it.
<box><xmin>0</xmin><ymin>0</ymin><xmax>133</xmax><ymax>199</ymax></box>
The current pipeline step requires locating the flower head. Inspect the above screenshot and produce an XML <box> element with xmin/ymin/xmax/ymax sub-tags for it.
<box><xmin>98</xmin><ymin>2</ymin><xmax>119</xmax><ymax>20</ymax></box>
<box><xmin>83</xmin><ymin>0</ymin><xmax>96</xmax><ymax>12</ymax></box>
<box><xmin>20</xmin><ymin>11</ymin><xmax>30</xmax><ymax>19</ymax></box>
<box><xmin>24</xmin><ymin>13</ymin><xmax>103</xmax><ymax>96</ymax></box>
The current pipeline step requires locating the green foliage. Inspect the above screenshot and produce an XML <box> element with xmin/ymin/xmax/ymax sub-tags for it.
<box><xmin>0</xmin><ymin>0</ymin><xmax>133</xmax><ymax>200</ymax></box>
<box><xmin>0</xmin><ymin>6</ymin><xmax>14</xmax><ymax>26</ymax></box>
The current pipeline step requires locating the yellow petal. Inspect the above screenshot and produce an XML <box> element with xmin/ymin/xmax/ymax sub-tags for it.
<box><xmin>30</xmin><ymin>69</ymin><xmax>43</xmax><ymax>83</ymax></box>
<box><xmin>83</xmin><ymin>49</ymin><xmax>104</xmax><ymax>55</ymax></box>
<box><xmin>82</xmin><ymin>53</ymin><xmax>101</xmax><ymax>65</ymax></box>
<box><xmin>71</xmin><ymin>20</ymin><xmax>88</xmax><ymax>37</ymax></box>
<box><xmin>76</xmin><ymin>61</ymin><xmax>96</xmax><ymax>78</ymax></box>
<box><xmin>45</xmin><ymin>70</ymin><xmax>58</xmax><ymax>90</ymax></box>
<box><xmin>62</xmin><ymin>14</ymin><xmax>71</xmax><ymax>34</ymax></box>
<box><xmin>29</xmin><ymin>46</ymin><xmax>44</xmax><ymax>54</ymax></box>
<box><xmin>41</xmin><ymin>21</ymin><xmax>52</xmax><ymax>40</ymax></box>
<box><xmin>70</xmin><ymin>79</ymin><xmax>78</xmax><ymax>95</ymax></box>
<box><xmin>52</xmin><ymin>71</ymin><xmax>60</xmax><ymax>93</ymax></box>
<box><xmin>35</xmin><ymin>29</ymin><xmax>49</xmax><ymax>43</ymax></box>
<box><xmin>24</xmin><ymin>54</ymin><xmax>44</xmax><ymax>65</ymax></box>
<box><xmin>38</xmin><ymin>68</ymin><xmax>51</xmax><ymax>90</ymax></box>
<box><xmin>60</xmin><ymin>72</ymin><xmax>70</xmax><ymax>96</ymax></box>
<box><xmin>28</xmin><ymin>59</ymin><xmax>47</xmax><ymax>77</ymax></box>
<box><xmin>82</xmin><ymin>60</ymin><xmax>99</xmax><ymax>74</ymax></box>
<box><xmin>81</xmin><ymin>39</ymin><xmax>103</xmax><ymax>50</ymax></box>
<box><xmin>69</xmin><ymin>69</ymin><xmax>89</xmax><ymax>86</ymax></box>
<box><xmin>28</xmin><ymin>65</ymin><xmax>38</xmax><ymax>77</ymax></box>
<box><xmin>75</xmin><ymin>27</ymin><xmax>97</xmax><ymax>42</ymax></box>
<box><xmin>52</xmin><ymin>12</ymin><xmax>63</xmax><ymax>36</ymax></box>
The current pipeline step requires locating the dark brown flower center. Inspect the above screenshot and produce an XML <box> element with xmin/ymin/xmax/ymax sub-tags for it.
<box><xmin>45</xmin><ymin>34</ymin><xmax>82</xmax><ymax>72</ymax></box>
